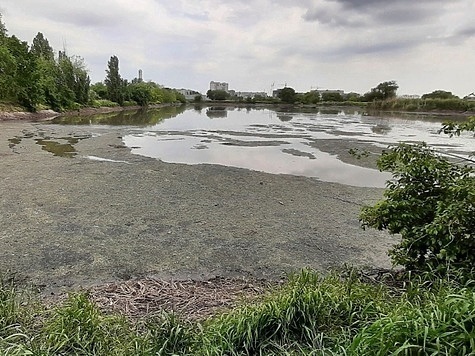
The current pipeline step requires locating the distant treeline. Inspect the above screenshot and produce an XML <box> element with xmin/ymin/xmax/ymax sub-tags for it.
<box><xmin>367</xmin><ymin>98</ymin><xmax>475</xmax><ymax>112</ymax></box>
<box><xmin>228</xmin><ymin>82</ymin><xmax>475</xmax><ymax>112</ymax></box>
<box><xmin>0</xmin><ymin>14</ymin><xmax>184</xmax><ymax>112</ymax></box>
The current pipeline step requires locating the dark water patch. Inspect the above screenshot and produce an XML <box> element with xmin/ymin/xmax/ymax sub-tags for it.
<box><xmin>51</xmin><ymin>106</ymin><xmax>187</xmax><ymax>126</ymax></box>
<box><xmin>282</xmin><ymin>148</ymin><xmax>316</xmax><ymax>159</ymax></box>
<box><xmin>35</xmin><ymin>136</ymin><xmax>89</xmax><ymax>158</ymax></box>
<box><xmin>8</xmin><ymin>137</ymin><xmax>21</xmax><ymax>149</ymax></box>
<box><xmin>221</xmin><ymin>139</ymin><xmax>287</xmax><ymax>147</ymax></box>
<box><xmin>35</xmin><ymin>140</ymin><xmax>76</xmax><ymax>157</ymax></box>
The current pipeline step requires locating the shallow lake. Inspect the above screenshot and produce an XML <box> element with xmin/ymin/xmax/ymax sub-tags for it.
<box><xmin>52</xmin><ymin>106</ymin><xmax>474</xmax><ymax>188</ymax></box>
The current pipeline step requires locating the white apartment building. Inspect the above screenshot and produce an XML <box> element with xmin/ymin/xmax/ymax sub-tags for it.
<box><xmin>210</xmin><ymin>81</ymin><xmax>229</xmax><ymax>92</ymax></box>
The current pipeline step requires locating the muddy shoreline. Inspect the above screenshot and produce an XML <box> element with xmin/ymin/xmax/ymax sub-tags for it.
<box><xmin>0</xmin><ymin>119</ymin><xmax>396</xmax><ymax>295</ymax></box>
<box><xmin>0</xmin><ymin>104</ymin><xmax>177</xmax><ymax>122</ymax></box>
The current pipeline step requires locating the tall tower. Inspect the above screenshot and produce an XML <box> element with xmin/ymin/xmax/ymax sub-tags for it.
<box><xmin>138</xmin><ymin>69</ymin><xmax>143</xmax><ymax>82</ymax></box>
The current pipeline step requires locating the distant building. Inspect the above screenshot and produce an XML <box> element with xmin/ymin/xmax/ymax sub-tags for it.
<box><xmin>464</xmin><ymin>93</ymin><xmax>475</xmax><ymax>101</ymax></box>
<box><xmin>235</xmin><ymin>91</ymin><xmax>268</xmax><ymax>99</ymax></box>
<box><xmin>272</xmin><ymin>89</ymin><xmax>283</xmax><ymax>98</ymax></box>
<box><xmin>210</xmin><ymin>81</ymin><xmax>229</xmax><ymax>92</ymax></box>
<box><xmin>177</xmin><ymin>89</ymin><xmax>202</xmax><ymax>101</ymax></box>
<box><xmin>399</xmin><ymin>94</ymin><xmax>421</xmax><ymax>99</ymax></box>
<box><xmin>316</xmin><ymin>89</ymin><xmax>344</xmax><ymax>95</ymax></box>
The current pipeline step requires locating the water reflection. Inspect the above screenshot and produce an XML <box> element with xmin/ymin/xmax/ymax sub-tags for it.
<box><xmin>35</xmin><ymin>136</ymin><xmax>89</xmax><ymax>158</ymax></box>
<box><xmin>277</xmin><ymin>113</ymin><xmax>293</xmax><ymax>122</ymax></box>
<box><xmin>121</xmin><ymin>107</ymin><xmax>473</xmax><ymax>187</ymax></box>
<box><xmin>206</xmin><ymin>107</ymin><xmax>228</xmax><ymax>118</ymax></box>
<box><xmin>371</xmin><ymin>124</ymin><xmax>392</xmax><ymax>135</ymax></box>
<box><xmin>35</xmin><ymin>139</ymin><xmax>77</xmax><ymax>158</ymax></box>
<box><xmin>51</xmin><ymin>106</ymin><xmax>186</xmax><ymax>126</ymax></box>
<box><xmin>48</xmin><ymin>106</ymin><xmax>473</xmax><ymax>187</ymax></box>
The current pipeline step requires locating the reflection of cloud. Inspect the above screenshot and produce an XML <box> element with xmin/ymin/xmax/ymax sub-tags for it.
<box><xmin>123</xmin><ymin>107</ymin><xmax>473</xmax><ymax>188</ymax></box>
<box><xmin>125</xmin><ymin>133</ymin><xmax>388</xmax><ymax>188</ymax></box>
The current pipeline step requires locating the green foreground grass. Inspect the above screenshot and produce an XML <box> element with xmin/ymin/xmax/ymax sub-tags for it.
<box><xmin>1</xmin><ymin>269</ymin><xmax>474</xmax><ymax>355</ymax></box>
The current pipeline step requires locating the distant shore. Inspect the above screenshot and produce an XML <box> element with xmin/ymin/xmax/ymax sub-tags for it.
<box><xmin>0</xmin><ymin>103</ymin><xmax>177</xmax><ymax>122</ymax></box>
<box><xmin>1</xmin><ymin>102</ymin><xmax>473</xmax><ymax>122</ymax></box>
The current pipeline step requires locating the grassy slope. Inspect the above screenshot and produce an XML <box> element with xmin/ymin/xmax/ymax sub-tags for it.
<box><xmin>1</xmin><ymin>269</ymin><xmax>474</xmax><ymax>355</ymax></box>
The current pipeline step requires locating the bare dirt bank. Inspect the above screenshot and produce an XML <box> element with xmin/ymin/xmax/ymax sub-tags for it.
<box><xmin>0</xmin><ymin>120</ymin><xmax>396</xmax><ymax>295</ymax></box>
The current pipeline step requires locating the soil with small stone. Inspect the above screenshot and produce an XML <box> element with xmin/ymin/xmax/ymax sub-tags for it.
<box><xmin>0</xmin><ymin>114</ymin><xmax>396</xmax><ymax>300</ymax></box>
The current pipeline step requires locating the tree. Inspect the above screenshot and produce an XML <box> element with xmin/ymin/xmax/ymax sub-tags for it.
<box><xmin>364</xmin><ymin>81</ymin><xmax>398</xmax><ymax>101</ymax></box>
<box><xmin>30</xmin><ymin>32</ymin><xmax>54</xmax><ymax>60</ymax></box>
<box><xmin>277</xmin><ymin>87</ymin><xmax>296</xmax><ymax>103</ymax></box>
<box><xmin>104</xmin><ymin>55</ymin><xmax>125</xmax><ymax>105</ymax></box>
<box><xmin>422</xmin><ymin>90</ymin><xmax>459</xmax><ymax>100</ymax></box>
<box><xmin>0</xmin><ymin>13</ymin><xmax>6</xmax><ymax>39</ymax></box>
<box><xmin>360</xmin><ymin>118</ymin><xmax>475</xmax><ymax>276</ymax></box>
<box><xmin>129</xmin><ymin>82</ymin><xmax>153</xmax><ymax>106</ymax></box>
<box><xmin>206</xmin><ymin>89</ymin><xmax>229</xmax><ymax>101</ymax></box>
<box><xmin>321</xmin><ymin>91</ymin><xmax>343</xmax><ymax>102</ymax></box>
<box><xmin>5</xmin><ymin>35</ymin><xmax>41</xmax><ymax>110</ymax></box>
<box><xmin>301</xmin><ymin>91</ymin><xmax>320</xmax><ymax>104</ymax></box>
<box><xmin>70</xmin><ymin>55</ymin><xmax>90</xmax><ymax>105</ymax></box>
<box><xmin>90</xmin><ymin>82</ymin><xmax>108</xmax><ymax>100</ymax></box>
<box><xmin>345</xmin><ymin>92</ymin><xmax>362</xmax><ymax>102</ymax></box>
<box><xmin>0</xmin><ymin>46</ymin><xmax>17</xmax><ymax>99</ymax></box>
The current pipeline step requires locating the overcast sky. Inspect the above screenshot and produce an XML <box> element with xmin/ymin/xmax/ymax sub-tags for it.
<box><xmin>1</xmin><ymin>0</ymin><xmax>474</xmax><ymax>96</ymax></box>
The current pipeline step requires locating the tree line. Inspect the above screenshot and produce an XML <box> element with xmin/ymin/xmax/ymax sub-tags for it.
<box><xmin>205</xmin><ymin>81</ymin><xmax>473</xmax><ymax>113</ymax></box>
<box><xmin>0</xmin><ymin>14</ymin><xmax>184</xmax><ymax>112</ymax></box>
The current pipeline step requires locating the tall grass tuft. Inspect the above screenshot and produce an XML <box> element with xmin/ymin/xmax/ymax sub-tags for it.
<box><xmin>140</xmin><ymin>311</ymin><xmax>194</xmax><ymax>355</ymax></box>
<box><xmin>349</xmin><ymin>286</ymin><xmax>475</xmax><ymax>355</ymax></box>
<box><xmin>38</xmin><ymin>293</ymin><xmax>135</xmax><ymax>355</ymax></box>
<box><xmin>0</xmin><ymin>276</ymin><xmax>34</xmax><ymax>355</ymax></box>
<box><xmin>198</xmin><ymin>269</ymin><xmax>390</xmax><ymax>355</ymax></box>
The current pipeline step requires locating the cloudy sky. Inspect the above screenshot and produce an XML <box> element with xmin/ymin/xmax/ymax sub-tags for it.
<box><xmin>1</xmin><ymin>0</ymin><xmax>474</xmax><ymax>96</ymax></box>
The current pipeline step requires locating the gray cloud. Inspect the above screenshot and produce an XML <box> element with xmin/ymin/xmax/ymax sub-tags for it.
<box><xmin>1</xmin><ymin>0</ymin><xmax>474</xmax><ymax>96</ymax></box>
<box><xmin>456</xmin><ymin>26</ymin><xmax>475</xmax><ymax>38</ymax></box>
<box><xmin>304</xmin><ymin>0</ymin><xmax>449</xmax><ymax>27</ymax></box>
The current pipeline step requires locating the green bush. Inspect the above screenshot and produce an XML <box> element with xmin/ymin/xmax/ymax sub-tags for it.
<box><xmin>91</xmin><ymin>99</ymin><xmax>119</xmax><ymax>108</ymax></box>
<box><xmin>360</xmin><ymin>142</ymin><xmax>475</xmax><ymax>275</ymax></box>
<box><xmin>122</xmin><ymin>100</ymin><xmax>138</xmax><ymax>107</ymax></box>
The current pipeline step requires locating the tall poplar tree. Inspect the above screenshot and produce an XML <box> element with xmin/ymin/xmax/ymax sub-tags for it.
<box><xmin>30</xmin><ymin>32</ymin><xmax>54</xmax><ymax>60</ymax></box>
<box><xmin>104</xmin><ymin>55</ymin><xmax>124</xmax><ymax>105</ymax></box>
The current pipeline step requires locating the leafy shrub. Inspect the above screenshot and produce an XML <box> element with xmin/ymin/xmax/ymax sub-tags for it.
<box><xmin>360</xmin><ymin>141</ymin><xmax>475</xmax><ymax>275</ymax></box>
<box><xmin>91</xmin><ymin>99</ymin><xmax>119</xmax><ymax>108</ymax></box>
<box><xmin>122</xmin><ymin>100</ymin><xmax>138</xmax><ymax>107</ymax></box>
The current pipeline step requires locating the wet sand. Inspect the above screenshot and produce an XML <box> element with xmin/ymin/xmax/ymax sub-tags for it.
<box><xmin>0</xmin><ymin>119</ymin><xmax>396</xmax><ymax>294</ymax></box>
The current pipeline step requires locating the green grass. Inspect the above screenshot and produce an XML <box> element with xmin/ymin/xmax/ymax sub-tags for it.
<box><xmin>1</xmin><ymin>269</ymin><xmax>474</xmax><ymax>355</ymax></box>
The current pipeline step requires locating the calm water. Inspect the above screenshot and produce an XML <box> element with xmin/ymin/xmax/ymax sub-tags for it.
<box><xmin>52</xmin><ymin>106</ymin><xmax>474</xmax><ymax>188</ymax></box>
